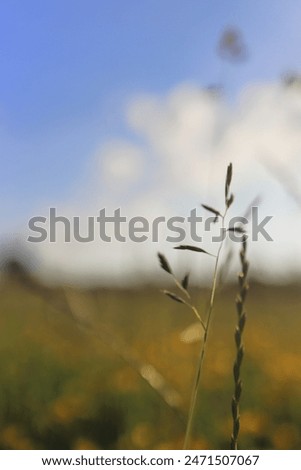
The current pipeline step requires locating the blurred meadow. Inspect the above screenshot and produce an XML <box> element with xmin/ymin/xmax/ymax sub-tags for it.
<box><xmin>0</xmin><ymin>264</ymin><xmax>300</xmax><ymax>449</ymax></box>
<box><xmin>1</xmin><ymin>0</ymin><xmax>301</xmax><ymax>450</ymax></box>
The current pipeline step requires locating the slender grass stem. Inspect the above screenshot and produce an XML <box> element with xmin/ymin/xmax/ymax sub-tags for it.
<box><xmin>158</xmin><ymin>163</ymin><xmax>234</xmax><ymax>449</ymax></box>
<box><xmin>183</xmin><ymin>212</ymin><xmax>227</xmax><ymax>450</ymax></box>
<box><xmin>173</xmin><ymin>276</ymin><xmax>191</xmax><ymax>300</ymax></box>
<box><xmin>172</xmin><ymin>275</ymin><xmax>206</xmax><ymax>329</ymax></box>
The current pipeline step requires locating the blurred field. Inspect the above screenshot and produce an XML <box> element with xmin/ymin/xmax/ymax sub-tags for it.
<box><xmin>0</xmin><ymin>272</ymin><xmax>300</xmax><ymax>450</ymax></box>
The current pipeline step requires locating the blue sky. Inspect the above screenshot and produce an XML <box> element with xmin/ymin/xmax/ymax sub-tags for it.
<box><xmin>1</xmin><ymin>1</ymin><xmax>301</xmax><ymax>282</ymax></box>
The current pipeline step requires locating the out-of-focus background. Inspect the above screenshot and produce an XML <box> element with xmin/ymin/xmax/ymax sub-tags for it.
<box><xmin>0</xmin><ymin>0</ymin><xmax>301</xmax><ymax>449</ymax></box>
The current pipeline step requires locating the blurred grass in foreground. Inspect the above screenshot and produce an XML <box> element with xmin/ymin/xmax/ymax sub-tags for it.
<box><xmin>0</xmin><ymin>275</ymin><xmax>300</xmax><ymax>450</ymax></box>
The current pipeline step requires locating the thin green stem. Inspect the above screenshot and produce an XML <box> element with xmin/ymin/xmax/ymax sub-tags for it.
<box><xmin>173</xmin><ymin>276</ymin><xmax>191</xmax><ymax>300</ymax></box>
<box><xmin>183</xmin><ymin>213</ymin><xmax>227</xmax><ymax>450</ymax></box>
<box><xmin>190</xmin><ymin>305</ymin><xmax>206</xmax><ymax>330</ymax></box>
<box><xmin>173</xmin><ymin>275</ymin><xmax>206</xmax><ymax>329</ymax></box>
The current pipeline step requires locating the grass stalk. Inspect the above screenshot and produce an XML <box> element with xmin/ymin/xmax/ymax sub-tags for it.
<box><xmin>158</xmin><ymin>163</ymin><xmax>235</xmax><ymax>450</ymax></box>
<box><xmin>183</xmin><ymin>210</ymin><xmax>227</xmax><ymax>449</ymax></box>
<box><xmin>230</xmin><ymin>235</ymin><xmax>249</xmax><ymax>449</ymax></box>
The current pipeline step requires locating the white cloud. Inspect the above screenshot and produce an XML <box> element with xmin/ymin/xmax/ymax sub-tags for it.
<box><xmin>99</xmin><ymin>140</ymin><xmax>145</xmax><ymax>190</ymax></box>
<box><xmin>33</xmin><ymin>80</ymin><xmax>301</xmax><ymax>285</ymax></box>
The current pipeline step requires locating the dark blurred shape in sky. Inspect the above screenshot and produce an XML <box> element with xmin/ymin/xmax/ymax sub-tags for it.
<box><xmin>217</xmin><ymin>27</ymin><xmax>248</xmax><ymax>63</ymax></box>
